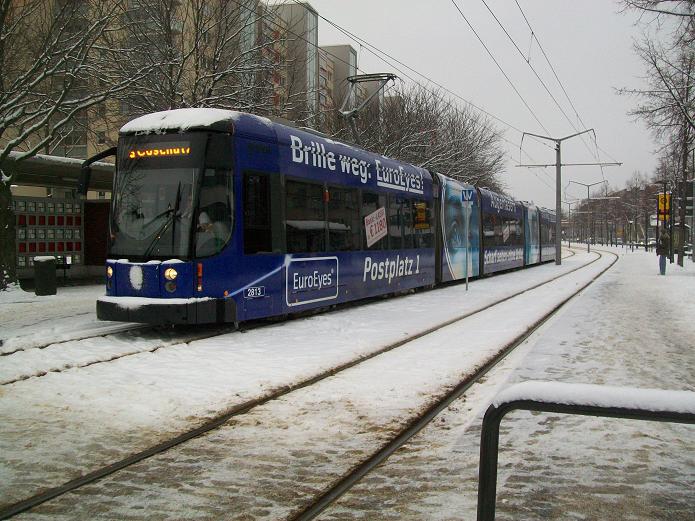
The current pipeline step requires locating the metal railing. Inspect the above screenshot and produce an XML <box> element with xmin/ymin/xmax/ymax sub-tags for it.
<box><xmin>477</xmin><ymin>382</ymin><xmax>695</xmax><ymax>521</ymax></box>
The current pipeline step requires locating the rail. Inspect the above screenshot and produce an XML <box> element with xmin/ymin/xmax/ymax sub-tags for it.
<box><xmin>476</xmin><ymin>381</ymin><xmax>695</xmax><ymax>521</ymax></box>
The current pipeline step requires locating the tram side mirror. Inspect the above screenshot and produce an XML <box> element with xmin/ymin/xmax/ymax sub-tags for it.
<box><xmin>79</xmin><ymin>146</ymin><xmax>117</xmax><ymax>197</ymax></box>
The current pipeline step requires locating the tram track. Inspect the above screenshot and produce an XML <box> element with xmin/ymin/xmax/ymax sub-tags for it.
<box><xmin>0</xmin><ymin>250</ymin><xmax>578</xmax><ymax>386</ymax></box>
<box><xmin>291</xmin><ymin>248</ymin><xmax>618</xmax><ymax>520</ymax></box>
<box><xmin>0</xmin><ymin>324</ymin><xmax>236</xmax><ymax>386</ymax></box>
<box><xmin>0</xmin><ymin>322</ymin><xmax>150</xmax><ymax>357</ymax></box>
<box><xmin>0</xmin><ymin>247</ymin><xmax>597</xmax><ymax>520</ymax></box>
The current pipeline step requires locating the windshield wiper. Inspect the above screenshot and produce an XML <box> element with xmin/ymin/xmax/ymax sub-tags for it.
<box><xmin>170</xmin><ymin>181</ymin><xmax>182</xmax><ymax>252</ymax></box>
<box><xmin>142</xmin><ymin>207</ymin><xmax>176</xmax><ymax>229</ymax></box>
<box><xmin>142</xmin><ymin>182</ymin><xmax>183</xmax><ymax>258</ymax></box>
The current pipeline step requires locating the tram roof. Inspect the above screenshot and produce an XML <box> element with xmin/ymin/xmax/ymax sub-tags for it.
<box><xmin>120</xmin><ymin>108</ymin><xmax>432</xmax><ymax>183</ymax></box>
<box><xmin>120</xmin><ymin>108</ymin><xmax>276</xmax><ymax>138</ymax></box>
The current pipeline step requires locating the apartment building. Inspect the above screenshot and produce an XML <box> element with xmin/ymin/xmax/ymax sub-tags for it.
<box><xmin>319</xmin><ymin>45</ymin><xmax>358</xmax><ymax>111</ymax></box>
<box><xmin>271</xmin><ymin>1</ymin><xmax>319</xmax><ymax>127</ymax></box>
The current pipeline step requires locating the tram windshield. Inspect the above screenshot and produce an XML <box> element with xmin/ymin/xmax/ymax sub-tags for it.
<box><xmin>109</xmin><ymin>132</ymin><xmax>231</xmax><ymax>260</ymax></box>
<box><xmin>110</xmin><ymin>166</ymin><xmax>199</xmax><ymax>259</ymax></box>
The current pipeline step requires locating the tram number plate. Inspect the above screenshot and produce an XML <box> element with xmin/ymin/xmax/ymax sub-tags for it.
<box><xmin>245</xmin><ymin>286</ymin><xmax>266</xmax><ymax>299</ymax></box>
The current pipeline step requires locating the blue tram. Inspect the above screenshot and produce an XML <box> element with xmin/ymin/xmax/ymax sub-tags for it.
<box><xmin>95</xmin><ymin>108</ymin><xmax>555</xmax><ymax>325</ymax></box>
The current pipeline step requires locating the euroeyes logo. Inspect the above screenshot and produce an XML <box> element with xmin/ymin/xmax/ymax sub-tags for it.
<box><xmin>286</xmin><ymin>257</ymin><xmax>339</xmax><ymax>307</ymax></box>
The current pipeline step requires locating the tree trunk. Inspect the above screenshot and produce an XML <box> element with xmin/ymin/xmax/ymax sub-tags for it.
<box><xmin>0</xmin><ymin>176</ymin><xmax>16</xmax><ymax>291</ymax></box>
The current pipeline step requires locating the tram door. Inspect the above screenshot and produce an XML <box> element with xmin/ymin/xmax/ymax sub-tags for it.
<box><xmin>241</xmin><ymin>171</ymin><xmax>283</xmax><ymax>319</ymax></box>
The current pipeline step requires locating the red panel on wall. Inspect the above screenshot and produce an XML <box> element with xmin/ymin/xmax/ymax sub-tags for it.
<box><xmin>18</xmin><ymin>215</ymin><xmax>26</xmax><ymax>225</ymax></box>
<box><xmin>29</xmin><ymin>243</ymin><xmax>36</xmax><ymax>252</ymax></box>
<box><xmin>29</xmin><ymin>216</ymin><xmax>36</xmax><ymax>225</ymax></box>
<box><xmin>48</xmin><ymin>216</ymin><xmax>55</xmax><ymax>226</ymax></box>
<box><xmin>19</xmin><ymin>243</ymin><xmax>26</xmax><ymax>253</ymax></box>
<box><xmin>66</xmin><ymin>242</ymin><xmax>73</xmax><ymax>251</ymax></box>
<box><xmin>57</xmin><ymin>216</ymin><xmax>64</xmax><ymax>226</ymax></box>
<box><xmin>48</xmin><ymin>243</ymin><xmax>55</xmax><ymax>252</ymax></box>
<box><xmin>57</xmin><ymin>242</ymin><xmax>64</xmax><ymax>252</ymax></box>
<box><xmin>67</xmin><ymin>216</ymin><xmax>73</xmax><ymax>226</ymax></box>
<box><xmin>39</xmin><ymin>216</ymin><xmax>46</xmax><ymax>225</ymax></box>
<box><xmin>39</xmin><ymin>243</ymin><xmax>46</xmax><ymax>252</ymax></box>
<box><xmin>75</xmin><ymin>216</ymin><xmax>82</xmax><ymax>226</ymax></box>
<box><xmin>75</xmin><ymin>242</ymin><xmax>82</xmax><ymax>251</ymax></box>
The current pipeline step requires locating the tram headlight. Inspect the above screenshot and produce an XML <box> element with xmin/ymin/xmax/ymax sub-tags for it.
<box><xmin>164</xmin><ymin>268</ymin><xmax>178</xmax><ymax>281</ymax></box>
<box><xmin>106</xmin><ymin>266</ymin><xmax>113</xmax><ymax>278</ymax></box>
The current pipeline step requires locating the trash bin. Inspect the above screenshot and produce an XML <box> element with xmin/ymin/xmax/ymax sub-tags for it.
<box><xmin>34</xmin><ymin>256</ymin><xmax>57</xmax><ymax>296</ymax></box>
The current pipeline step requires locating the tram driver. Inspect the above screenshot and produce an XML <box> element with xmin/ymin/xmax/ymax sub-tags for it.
<box><xmin>195</xmin><ymin>170</ymin><xmax>232</xmax><ymax>256</ymax></box>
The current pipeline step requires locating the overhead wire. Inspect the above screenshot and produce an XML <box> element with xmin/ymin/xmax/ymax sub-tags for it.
<box><xmin>448</xmin><ymin>0</ymin><xmax>552</xmax><ymax>136</ymax></box>
<box><xmin>296</xmin><ymin>0</ymin><xmax>556</xmax><ymax>190</ymax></box>
<box><xmin>298</xmin><ymin>1</ymin><xmax>554</xmax><ymax>151</ymax></box>
<box><xmin>479</xmin><ymin>0</ymin><xmax>606</xmax><ymax>179</ymax></box>
<box><xmin>477</xmin><ymin>0</ymin><xmax>622</xmax><ymax>201</ymax></box>
<box><xmin>512</xmin><ymin>0</ymin><xmax>621</xmax><ymax>167</ymax></box>
<box><xmin>246</xmin><ymin>0</ymin><xmax>557</xmax><ymax>195</ymax></box>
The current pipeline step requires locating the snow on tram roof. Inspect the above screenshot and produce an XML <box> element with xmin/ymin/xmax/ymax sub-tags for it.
<box><xmin>120</xmin><ymin>108</ymin><xmax>273</xmax><ymax>134</ymax></box>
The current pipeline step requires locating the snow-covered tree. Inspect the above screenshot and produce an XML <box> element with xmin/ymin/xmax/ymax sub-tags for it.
<box><xmin>321</xmin><ymin>84</ymin><xmax>506</xmax><ymax>192</ymax></box>
<box><xmin>0</xmin><ymin>0</ymin><xmax>148</xmax><ymax>290</ymax></box>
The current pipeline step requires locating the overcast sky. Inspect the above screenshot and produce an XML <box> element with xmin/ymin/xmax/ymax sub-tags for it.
<box><xmin>309</xmin><ymin>0</ymin><xmax>662</xmax><ymax>208</ymax></box>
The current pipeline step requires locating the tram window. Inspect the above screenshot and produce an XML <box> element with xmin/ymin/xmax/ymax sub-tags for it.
<box><xmin>482</xmin><ymin>213</ymin><xmax>522</xmax><ymax>247</ymax></box>
<box><xmin>327</xmin><ymin>186</ymin><xmax>360</xmax><ymax>251</ymax></box>
<box><xmin>412</xmin><ymin>199</ymin><xmax>434</xmax><ymax>248</ymax></box>
<box><xmin>361</xmin><ymin>191</ymin><xmax>387</xmax><ymax>250</ymax></box>
<box><xmin>388</xmin><ymin>195</ymin><xmax>414</xmax><ymax>249</ymax></box>
<box><xmin>195</xmin><ymin>168</ymin><xmax>233</xmax><ymax>257</ymax></box>
<box><xmin>286</xmin><ymin>180</ymin><xmax>326</xmax><ymax>253</ymax></box>
<box><xmin>243</xmin><ymin>172</ymin><xmax>272</xmax><ymax>254</ymax></box>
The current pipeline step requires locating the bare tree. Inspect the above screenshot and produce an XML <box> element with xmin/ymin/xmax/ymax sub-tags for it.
<box><xmin>0</xmin><ymin>0</ymin><xmax>150</xmax><ymax>290</ymax></box>
<box><xmin>322</xmin><ymin>84</ymin><xmax>506</xmax><ymax>192</ymax></box>
<box><xmin>102</xmin><ymin>0</ymin><xmax>283</xmax><ymax>117</ymax></box>
<box><xmin>620</xmin><ymin>0</ymin><xmax>694</xmax><ymax>260</ymax></box>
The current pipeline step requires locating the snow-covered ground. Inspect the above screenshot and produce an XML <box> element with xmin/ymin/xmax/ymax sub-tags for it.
<box><xmin>0</xmin><ymin>249</ymin><xmax>588</xmax><ymax>511</ymax></box>
<box><xmin>0</xmin><ymin>284</ymin><xmax>143</xmax><ymax>355</ymax></box>
<box><xmin>319</xmin><ymin>247</ymin><xmax>695</xmax><ymax>521</ymax></box>
<box><xmin>3</xmin><ymin>247</ymin><xmax>692</xmax><ymax>520</ymax></box>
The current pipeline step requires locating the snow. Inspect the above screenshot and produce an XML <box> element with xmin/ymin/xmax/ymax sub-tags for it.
<box><xmin>0</xmin><ymin>284</ymin><xmax>142</xmax><ymax>355</ymax></box>
<box><xmin>492</xmin><ymin>380</ymin><xmax>695</xmax><ymax>415</ymax></box>
<box><xmin>6</xmin><ymin>150</ymin><xmax>113</xmax><ymax>168</ymax></box>
<box><xmin>108</xmin><ymin>259</ymin><xmax>183</xmax><ymax>265</ymax></box>
<box><xmin>33</xmin><ymin>256</ymin><xmax>56</xmax><ymax>263</ymax></box>
<box><xmin>2</xmin><ymin>247</ymin><xmax>694</xmax><ymax>519</ymax></box>
<box><xmin>119</xmin><ymin>108</ymin><xmax>273</xmax><ymax>134</ymax></box>
<box><xmin>98</xmin><ymin>295</ymin><xmax>213</xmax><ymax>309</ymax></box>
<box><xmin>128</xmin><ymin>265</ymin><xmax>143</xmax><ymax>290</ymax></box>
<box><xmin>320</xmin><ymin>247</ymin><xmax>695</xmax><ymax>520</ymax></box>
